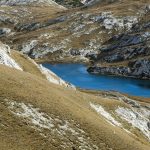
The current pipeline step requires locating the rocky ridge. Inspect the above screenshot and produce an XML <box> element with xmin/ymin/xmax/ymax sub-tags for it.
<box><xmin>88</xmin><ymin>6</ymin><xmax>150</xmax><ymax>79</ymax></box>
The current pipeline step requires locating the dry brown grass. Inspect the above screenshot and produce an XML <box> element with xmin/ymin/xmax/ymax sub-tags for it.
<box><xmin>0</xmin><ymin>65</ymin><xmax>150</xmax><ymax>150</ymax></box>
<box><xmin>11</xmin><ymin>50</ymin><xmax>45</xmax><ymax>78</ymax></box>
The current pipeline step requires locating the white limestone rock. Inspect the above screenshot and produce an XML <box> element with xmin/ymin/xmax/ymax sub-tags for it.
<box><xmin>91</xmin><ymin>12</ymin><xmax>138</xmax><ymax>31</ymax></box>
<box><xmin>5</xmin><ymin>99</ymin><xmax>98</xmax><ymax>149</ymax></box>
<box><xmin>0</xmin><ymin>43</ymin><xmax>22</xmax><ymax>70</ymax></box>
<box><xmin>116</xmin><ymin>107</ymin><xmax>150</xmax><ymax>140</ymax></box>
<box><xmin>90</xmin><ymin>103</ymin><xmax>121</xmax><ymax>126</ymax></box>
<box><xmin>38</xmin><ymin>64</ymin><xmax>76</xmax><ymax>89</ymax></box>
<box><xmin>22</xmin><ymin>40</ymin><xmax>38</xmax><ymax>54</ymax></box>
<box><xmin>0</xmin><ymin>28</ymin><xmax>11</xmax><ymax>37</ymax></box>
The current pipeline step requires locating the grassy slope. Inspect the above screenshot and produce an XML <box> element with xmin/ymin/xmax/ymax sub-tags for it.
<box><xmin>0</xmin><ymin>64</ymin><xmax>150</xmax><ymax>150</ymax></box>
<box><xmin>11</xmin><ymin>50</ymin><xmax>45</xmax><ymax>78</ymax></box>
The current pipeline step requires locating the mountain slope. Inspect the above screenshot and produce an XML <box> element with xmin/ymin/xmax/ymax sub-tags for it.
<box><xmin>0</xmin><ymin>0</ymin><xmax>66</xmax><ymax>8</ymax></box>
<box><xmin>0</xmin><ymin>64</ymin><xmax>150</xmax><ymax>150</ymax></box>
<box><xmin>0</xmin><ymin>0</ymin><xmax>150</xmax><ymax>79</ymax></box>
<box><xmin>0</xmin><ymin>42</ymin><xmax>74</xmax><ymax>87</ymax></box>
<box><xmin>0</xmin><ymin>41</ymin><xmax>150</xmax><ymax>150</ymax></box>
<box><xmin>0</xmin><ymin>1</ymin><xmax>150</xmax><ymax>149</ymax></box>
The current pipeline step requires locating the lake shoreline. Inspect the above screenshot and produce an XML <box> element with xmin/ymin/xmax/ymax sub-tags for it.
<box><xmin>40</xmin><ymin>61</ymin><xmax>150</xmax><ymax>81</ymax></box>
<box><xmin>79</xmin><ymin>88</ymin><xmax>150</xmax><ymax>104</ymax></box>
<box><xmin>42</xmin><ymin>63</ymin><xmax>150</xmax><ymax>98</ymax></box>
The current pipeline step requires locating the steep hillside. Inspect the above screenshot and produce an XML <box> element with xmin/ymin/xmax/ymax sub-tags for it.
<box><xmin>0</xmin><ymin>0</ymin><xmax>150</xmax><ymax>150</ymax></box>
<box><xmin>87</xmin><ymin>2</ymin><xmax>150</xmax><ymax>79</ymax></box>
<box><xmin>0</xmin><ymin>42</ymin><xmax>74</xmax><ymax>87</ymax></box>
<box><xmin>0</xmin><ymin>61</ymin><xmax>150</xmax><ymax>150</ymax></box>
<box><xmin>0</xmin><ymin>0</ymin><xmax>150</xmax><ymax>147</ymax></box>
<box><xmin>0</xmin><ymin>39</ymin><xmax>150</xmax><ymax>149</ymax></box>
<box><xmin>0</xmin><ymin>0</ymin><xmax>150</xmax><ymax>79</ymax></box>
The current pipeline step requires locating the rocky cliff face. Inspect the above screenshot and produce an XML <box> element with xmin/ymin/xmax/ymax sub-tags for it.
<box><xmin>88</xmin><ymin>59</ymin><xmax>150</xmax><ymax>79</ymax></box>
<box><xmin>88</xmin><ymin>5</ymin><xmax>150</xmax><ymax>79</ymax></box>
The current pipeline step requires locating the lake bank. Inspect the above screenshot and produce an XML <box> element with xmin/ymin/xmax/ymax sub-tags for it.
<box><xmin>43</xmin><ymin>63</ymin><xmax>150</xmax><ymax>98</ymax></box>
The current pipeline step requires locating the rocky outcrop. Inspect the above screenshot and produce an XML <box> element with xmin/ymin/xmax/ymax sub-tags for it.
<box><xmin>0</xmin><ymin>28</ymin><xmax>11</xmax><ymax>37</ymax></box>
<box><xmin>88</xmin><ymin>65</ymin><xmax>131</xmax><ymax>76</ymax></box>
<box><xmin>116</xmin><ymin>106</ymin><xmax>150</xmax><ymax>140</ymax></box>
<box><xmin>55</xmin><ymin>0</ymin><xmax>83</xmax><ymax>8</ymax></box>
<box><xmin>129</xmin><ymin>59</ymin><xmax>150</xmax><ymax>78</ymax></box>
<box><xmin>88</xmin><ymin>8</ymin><xmax>150</xmax><ymax>79</ymax></box>
<box><xmin>101</xmin><ymin>45</ymin><xmax>150</xmax><ymax>63</ymax></box>
<box><xmin>89</xmin><ymin>91</ymin><xmax>150</xmax><ymax>141</ymax></box>
<box><xmin>15</xmin><ymin>16</ymin><xmax>67</xmax><ymax>32</ymax></box>
<box><xmin>90</xmin><ymin>12</ymin><xmax>138</xmax><ymax>31</ymax></box>
<box><xmin>82</xmin><ymin>0</ymin><xmax>117</xmax><ymax>7</ymax></box>
<box><xmin>88</xmin><ymin>59</ymin><xmax>150</xmax><ymax>79</ymax></box>
<box><xmin>38</xmin><ymin>64</ymin><xmax>76</xmax><ymax>89</ymax></box>
<box><xmin>0</xmin><ymin>42</ymin><xmax>22</xmax><ymax>70</ymax></box>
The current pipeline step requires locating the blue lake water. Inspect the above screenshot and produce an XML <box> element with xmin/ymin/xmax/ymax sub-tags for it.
<box><xmin>43</xmin><ymin>63</ymin><xmax>150</xmax><ymax>98</ymax></box>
